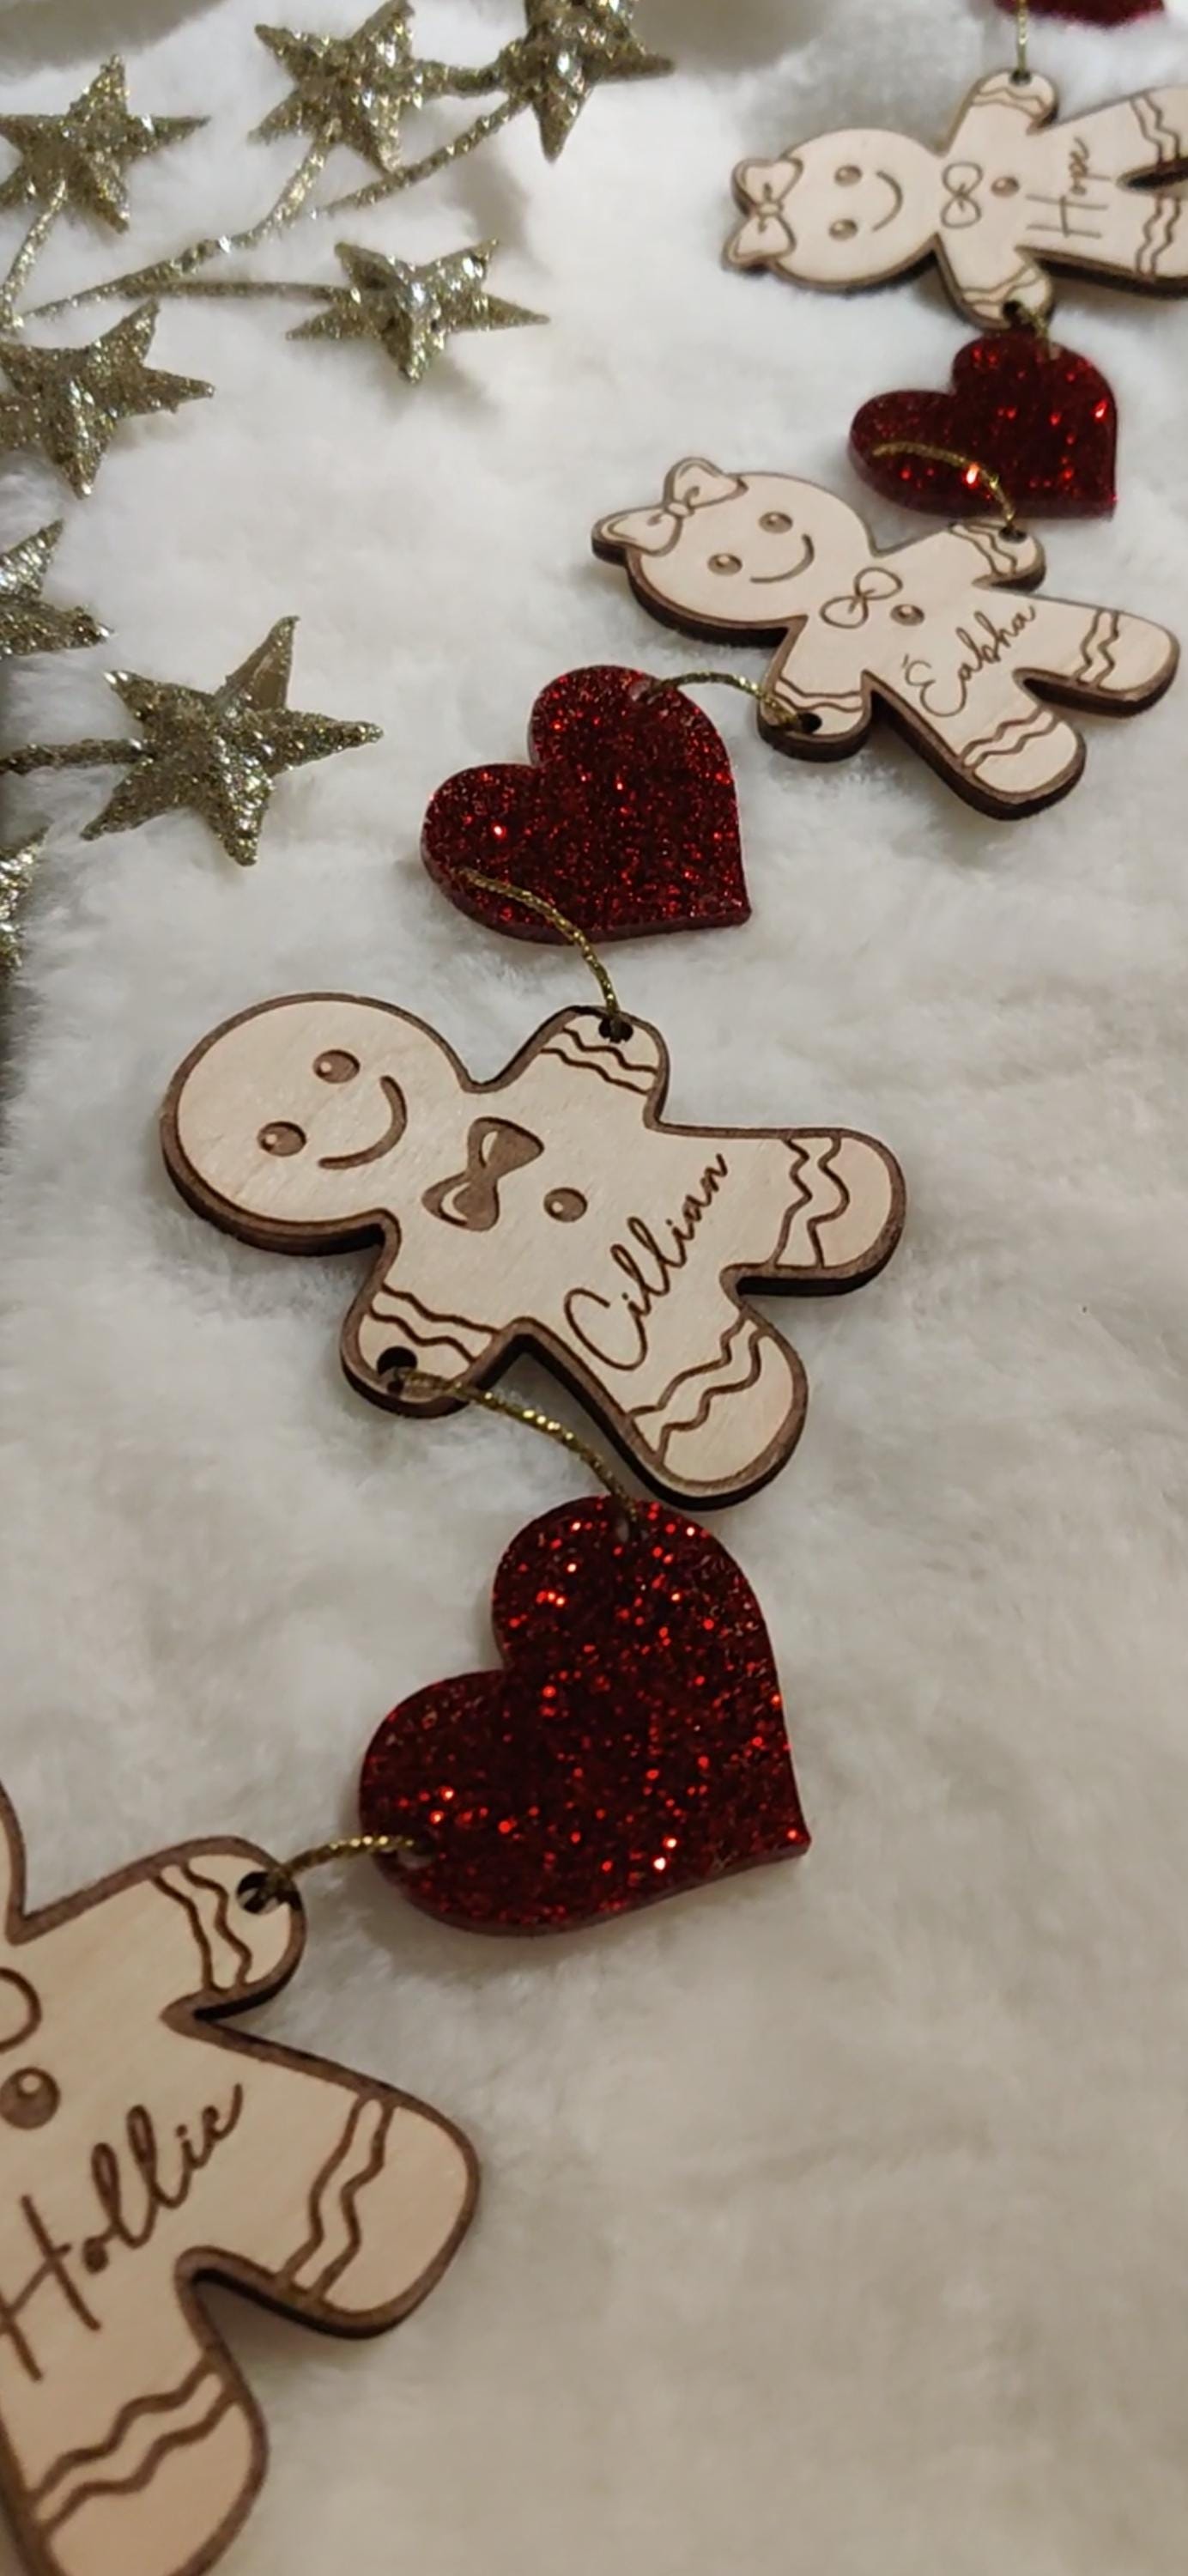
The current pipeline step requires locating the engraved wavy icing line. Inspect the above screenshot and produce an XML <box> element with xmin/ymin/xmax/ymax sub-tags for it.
<box><xmin>1137</xmin><ymin>192</ymin><xmax>1182</xmax><ymax>277</ymax></box>
<box><xmin>955</xmin><ymin>519</ymin><xmax>1025</xmax><ymax>579</ymax></box>
<box><xmin>1074</xmin><ymin>611</ymin><xmax>1120</xmax><ymax>687</ymax></box>
<box><xmin>1133</xmin><ymin>90</ymin><xmax>1179</xmax><ymax>162</ymax></box>
<box><xmin>541</xmin><ymin>1027</ymin><xmax>654</xmax><ymax>1094</ymax></box>
<box><xmin>305</xmin><ymin>2104</ymin><xmax>392</xmax><ymax>2300</ymax></box>
<box><xmin>629</xmin><ymin>1309</ymin><xmax>750</xmax><ymax>1434</ymax></box>
<box><xmin>282</xmin><ymin>2095</ymin><xmax>368</xmax><ymax>2280</ymax></box>
<box><xmin>156</xmin><ymin>1862</ymin><xmax>254</xmax><ymax>1994</ymax></box>
<box><xmin>30</xmin><ymin>2361</ymin><xmax>216</xmax><ymax>2508</ymax></box>
<box><xmin>156</xmin><ymin>1868</ymin><xmax>215</xmax><ymax>1991</ymax></box>
<box><xmin>806</xmin><ymin>1139</ymin><xmax>854</xmax><ymax>1267</ymax></box>
<box><xmin>773</xmin><ymin>672</ymin><xmax>864</xmax><ymax>714</ymax></box>
<box><xmin>651</xmin><ymin>1320</ymin><xmax>770</xmax><ymax>1467</ymax></box>
<box><xmin>182</xmin><ymin>1864</ymin><xmax>254</xmax><ymax>1988</ymax></box>
<box><xmin>369</xmin><ymin>1282</ymin><xmax>496</xmax><ymax>1358</ymax></box>
<box><xmin>40</xmin><ymin>2377</ymin><xmax>233</xmax><ymax>2537</ymax></box>
<box><xmin>965</xmin><ymin>702</ymin><xmax>1061</xmax><ymax>775</ymax></box>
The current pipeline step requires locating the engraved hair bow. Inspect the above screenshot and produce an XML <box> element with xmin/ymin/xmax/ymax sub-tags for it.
<box><xmin>595</xmin><ymin>459</ymin><xmax>748</xmax><ymax>557</ymax></box>
<box><xmin>940</xmin><ymin>160</ymin><xmax>985</xmax><ymax>230</ymax></box>
<box><xmin>820</xmin><ymin>566</ymin><xmax>904</xmax><ymax>629</ymax></box>
<box><xmin>729</xmin><ymin>156</ymin><xmax>802</xmax><ymax>264</ymax></box>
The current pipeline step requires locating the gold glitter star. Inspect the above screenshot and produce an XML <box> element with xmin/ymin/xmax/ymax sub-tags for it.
<box><xmin>79</xmin><ymin>617</ymin><xmax>382</xmax><ymax>867</ymax></box>
<box><xmin>255</xmin><ymin>3</ymin><xmax>457</xmax><ymax>174</ymax></box>
<box><xmin>0</xmin><ymin>58</ymin><xmax>203</xmax><ymax>231</ymax></box>
<box><xmin>289</xmin><ymin>238</ymin><xmax>544</xmax><ymax>384</ymax></box>
<box><xmin>0</xmin><ymin>831</ymin><xmax>45</xmax><ymax>969</ymax></box>
<box><xmin>0</xmin><ymin>520</ymin><xmax>106</xmax><ymax>659</ymax></box>
<box><xmin>494</xmin><ymin>0</ymin><xmax>670</xmax><ymax>160</ymax></box>
<box><xmin>0</xmin><ymin>301</ymin><xmax>213</xmax><ymax>498</ymax></box>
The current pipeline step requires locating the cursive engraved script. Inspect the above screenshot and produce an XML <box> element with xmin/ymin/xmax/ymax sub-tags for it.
<box><xmin>0</xmin><ymin>2087</ymin><xmax>244</xmax><ymax>2381</ymax></box>
<box><xmin>564</xmin><ymin>1155</ymin><xmax>729</xmax><ymax>1373</ymax></box>
<box><xmin>902</xmin><ymin>603</ymin><xmax>1038</xmax><ymax>720</ymax></box>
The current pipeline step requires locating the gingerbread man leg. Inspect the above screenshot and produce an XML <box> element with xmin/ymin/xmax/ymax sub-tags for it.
<box><xmin>23</xmin><ymin>2300</ymin><xmax>260</xmax><ymax>2576</ymax></box>
<box><xmin>1061</xmin><ymin>88</ymin><xmax>1188</xmax><ymax>182</ymax></box>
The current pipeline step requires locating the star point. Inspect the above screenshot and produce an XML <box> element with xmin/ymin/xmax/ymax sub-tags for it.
<box><xmin>0</xmin><ymin>58</ymin><xmax>204</xmax><ymax>230</ymax></box>
<box><xmin>0</xmin><ymin>301</ymin><xmax>213</xmax><ymax>496</ymax></box>
<box><xmin>290</xmin><ymin>237</ymin><xmax>544</xmax><ymax>384</ymax></box>
<box><xmin>79</xmin><ymin>617</ymin><xmax>382</xmax><ymax>867</ymax></box>
<box><xmin>254</xmin><ymin>3</ymin><xmax>456</xmax><ymax>174</ymax></box>
<box><xmin>495</xmin><ymin>0</ymin><xmax>671</xmax><ymax>160</ymax></box>
<box><xmin>0</xmin><ymin>519</ymin><xmax>105</xmax><ymax>658</ymax></box>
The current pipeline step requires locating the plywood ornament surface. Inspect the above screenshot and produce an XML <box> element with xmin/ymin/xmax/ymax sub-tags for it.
<box><xmin>162</xmin><ymin>996</ymin><xmax>905</xmax><ymax>1507</ymax></box>
<box><xmin>592</xmin><ymin>459</ymin><xmax>1179</xmax><ymax>816</ymax></box>
<box><xmin>0</xmin><ymin>1784</ymin><xmax>476</xmax><ymax>2576</ymax></box>
<box><xmin>726</xmin><ymin>71</ymin><xmax>1188</xmax><ymax>327</ymax></box>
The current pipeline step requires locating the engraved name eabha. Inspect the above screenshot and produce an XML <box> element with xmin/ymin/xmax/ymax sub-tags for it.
<box><xmin>161</xmin><ymin>997</ymin><xmax>906</xmax><ymax>1507</ymax></box>
<box><xmin>0</xmin><ymin>1785</ymin><xmax>475</xmax><ymax>2576</ymax></box>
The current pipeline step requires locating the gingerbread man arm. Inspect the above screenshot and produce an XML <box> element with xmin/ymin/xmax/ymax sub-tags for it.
<box><xmin>947</xmin><ymin>68</ymin><xmax>1058</xmax><ymax>150</ymax></box>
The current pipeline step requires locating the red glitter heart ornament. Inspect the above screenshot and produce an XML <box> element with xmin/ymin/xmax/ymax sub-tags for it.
<box><xmin>851</xmin><ymin>331</ymin><xmax>1118</xmax><ymax>519</ymax></box>
<box><xmin>995</xmin><ymin>0</ymin><xmax>1161</xmax><ymax>21</ymax></box>
<box><xmin>359</xmin><ymin>1498</ymin><xmax>808</xmax><ymax>1935</ymax></box>
<box><xmin>421</xmin><ymin>665</ymin><xmax>749</xmax><ymax>944</ymax></box>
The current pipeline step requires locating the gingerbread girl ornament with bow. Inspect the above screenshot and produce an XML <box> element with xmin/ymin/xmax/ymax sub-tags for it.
<box><xmin>0</xmin><ymin>1784</ymin><xmax>475</xmax><ymax>2576</ymax></box>
<box><xmin>592</xmin><ymin>459</ymin><xmax>1178</xmax><ymax>814</ymax></box>
<box><xmin>162</xmin><ymin>994</ymin><xmax>904</xmax><ymax>1507</ymax></box>
<box><xmin>727</xmin><ymin>70</ymin><xmax>1188</xmax><ymax>325</ymax></box>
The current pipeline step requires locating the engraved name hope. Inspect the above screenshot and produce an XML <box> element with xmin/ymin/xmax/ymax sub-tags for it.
<box><xmin>900</xmin><ymin>603</ymin><xmax>1039</xmax><ymax>721</ymax></box>
<box><xmin>563</xmin><ymin>1154</ymin><xmax>730</xmax><ymax>1371</ymax></box>
<box><xmin>0</xmin><ymin>2087</ymin><xmax>244</xmax><ymax>2381</ymax></box>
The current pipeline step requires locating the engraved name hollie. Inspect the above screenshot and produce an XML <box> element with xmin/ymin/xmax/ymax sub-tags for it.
<box><xmin>902</xmin><ymin>602</ymin><xmax>1039</xmax><ymax>720</ymax></box>
<box><xmin>562</xmin><ymin>1154</ymin><xmax>730</xmax><ymax>1372</ymax></box>
<box><xmin>0</xmin><ymin>2087</ymin><xmax>244</xmax><ymax>2381</ymax></box>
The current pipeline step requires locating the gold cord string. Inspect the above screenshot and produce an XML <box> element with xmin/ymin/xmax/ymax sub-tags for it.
<box><xmin>395</xmin><ymin>1368</ymin><xmax>639</xmax><ymax>1523</ymax></box>
<box><xmin>459</xmin><ymin>869</ymin><xmax>632</xmax><ymax>1036</ymax></box>
<box><xmin>868</xmin><ymin>440</ymin><xmax>1021</xmax><ymax>532</ymax></box>
<box><xmin>1014</xmin><ymin>0</ymin><xmax>1030</xmax><ymax>80</ymax></box>
<box><xmin>632</xmin><ymin>667</ymin><xmax>815</xmax><ymax>736</ymax></box>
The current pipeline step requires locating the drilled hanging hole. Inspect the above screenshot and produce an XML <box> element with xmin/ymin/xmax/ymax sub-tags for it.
<box><xmin>599</xmin><ymin>1015</ymin><xmax>634</xmax><ymax>1042</ymax></box>
<box><xmin>376</xmin><ymin>1345</ymin><xmax>418</xmax><ymax>1376</ymax></box>
<box><xmin>238</xmin><ymin>1868</ymin><xmax>288</xmax><ymax>1915</ymax></box>
<box><xmin>797</xmin><ymin>711</ymin><xmax>824</xmax><ymax>736</ymax></box>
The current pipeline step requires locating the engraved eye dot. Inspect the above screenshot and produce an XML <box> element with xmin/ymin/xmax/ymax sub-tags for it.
<box><xmin>545</xmin><ymin>1188</ymin><xmax>588</xmax><ymax>1224</ymax></box>
<box><xmin>892</xmin><ymin>605</ymin><xmax>925</xmax><ymax>626</ymax></box>
<box><xmin>760</xmin><ymin>511</ymin><xmax>792</xmax><ymax>533</ymax></box>
<box><xmin>709</xmin><ymin>552</ymin><xmax>742</xmax><ymax>575</ymax></box>
<box><xmin>830</xmin><ymin>217</ymin><xmax>858</xmax><ymax>239</ymax></box>
<box><xmin>314</xmin><ymin>1049</ymin><xmax>360</xmax><ymax>1084</ymax></box>
<box><xmin>258</xmin><ymin>1121</ymin><xmax>306</xmax><ymax>1157</ymax></box>
<box><xmin>992</xmin><ymin>176</ymin><xmax>1020</xmax><ymax>196</ymax></box>
<box><xmin>836</xmin><ymin>165</ymin><xmax>861</xmax><ymax>184</ymax></box>
<box><xmin>0</xmin><ymin>2066</ymin><xmax>58</xmax><ymax>2129</ymax></box>
<box><xmin>0</xmin><ymin>1970</ymin><xmax>39</xmax><ymax>2052</ymax></box>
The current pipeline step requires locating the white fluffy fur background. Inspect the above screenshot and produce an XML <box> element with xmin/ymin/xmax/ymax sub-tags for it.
<box><xmin>2</xmin><ymin>2</ymin><xmax>1188</xmax><ymax>2569</ymax></box>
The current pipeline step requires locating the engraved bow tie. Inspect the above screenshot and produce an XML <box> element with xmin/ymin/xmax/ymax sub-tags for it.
<box><xmin>422</xmin><ymin>1119</ymin><xmax>543</xmax><ymax>1232</ymax></box>
<box><xmin>820</xmin><ymin>566</ymin><xmax>905</xmax><ymax>629</ymax></box>
<box><xmin>941</xmin><ymin>160</ymin><xmax>985</xmax><ymax>230</ymax></box>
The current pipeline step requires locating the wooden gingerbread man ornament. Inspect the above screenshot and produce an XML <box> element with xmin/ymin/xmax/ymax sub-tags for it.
<box><xmin>592</xmin><ymin>459</ymin><xmax>1178</xmax><ymax>815</ymax></box>
<box><xmin>0</xmin><ymin>1784</ymin><xmax>476</xmax><ymax>2576</ymax></box>
<box><xmin>726</xmin><ymin>71</ymin><xmax>1188</xmax><ymax>326</ymax></box>
<box><xmin>162</xmin><ymin>996</ymin><xmax>905</xmax><ymax>1507</ymax></box>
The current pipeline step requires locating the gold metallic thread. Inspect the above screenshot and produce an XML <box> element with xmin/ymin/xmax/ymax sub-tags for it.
<box><xmin>460</xmin><ymin>869</ymin><xmax>631</xmax><ymax>1036</ymax></box>
<box><xmin>869</xmin><ymin>440</ymin><xmax>1021</xmax><ymax>531</ymax></box>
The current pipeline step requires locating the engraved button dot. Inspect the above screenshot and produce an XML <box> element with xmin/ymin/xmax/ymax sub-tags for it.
<box><xmin>545</xmin><ymin>1188</ymin><xmax>588</xmax><ymax>1223</ymax></box>
<box><xmin>709</xmin><ymin>552</ymin><xmax>742</xmax><ymax>574</ymax></box>
<box><xmin>992</xmin><ymin>176</ymin><xmax>1020</xmax><ymax>196</ymax></box>
<box><xmin>892</xmin><ymin>604</ymin><xmax>925</xmax><ymax>625</ymax></box>
<box><xmin>258</xmin><ymin>1121</ymin><xmax>306</xmax><ymax>1156</ymax></box>
<box><xmin>0</xmin><ymin>2065</ymin><xmax>59</xmax><ymax>2129</ymax></box>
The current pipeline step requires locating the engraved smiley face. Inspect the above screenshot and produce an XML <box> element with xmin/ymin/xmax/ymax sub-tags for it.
<box><xmin>615</xmin><ymin>471</ymin><xmax>870</xmax><ymax>635</ymax></box>
<box><xmin>166</xmin><ymin>997</ymin><xmax>469</xmax><ymax>1233</ymax></box>
<box><xmin>730</xmin><ymin>131</ymin><xmax>936</xmax><ymax>285</ymax></box>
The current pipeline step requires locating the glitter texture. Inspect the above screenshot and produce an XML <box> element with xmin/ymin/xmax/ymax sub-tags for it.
<box><xmin>0</xmin><ymin>835</ymin><xmax>45</xmax><ymax>970</ymax></box>
<box><xmin>0</xmin><ymin>301</ymin><xmax>212</xmax><ymax>498</ymax></box>
<box><xmin>288</xmin><ymin>238</ymin><xmax>544</xmax><ymax>385</ymax></box>
<box><xmin>254</xmin><ymin>6</ymin><xmax>460</xmax><ymax>173</ymax></box>
<box><xmin>422</xmin><ymin>665</ymin><xmax>749</xmax><ymax>945</ymax></box>
<box><xmin>76</xmin><ymin>617</ymin><xmax>381</xmax><ymax>867</ymax></box>
<box><xmin>851</xmin><ymin>331</ymin><xmax>1118</xmax><ymax>519</ymax></box>
<box><xmin>0</xmin><ymin>522</ymin><xmax>105</xmax><ymax>660</ymax></box>
<box><xmin>0</xmin><ymin>58</ymin><xmax>203</xmax><ymax>231</ymax></box>
<box><xmin>358</xmin><ymin>1497</ymin><xmax>808</xmax><ymax>1935</ymax></box>
<box><xmin>494</xmin><ymin>1</ymin><xmax>671</xmax><ymax>161</ymax></box>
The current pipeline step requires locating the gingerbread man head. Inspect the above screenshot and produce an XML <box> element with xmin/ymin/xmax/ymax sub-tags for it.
<box><xmin>593</xmin><ymin>461</ymin><xmax>870</xmax><ymax>638</ymax></box>
<box><xmin>727</xmin><ymin>132</ymin><xmax>937</xmax><ymax>286</ymax></box>
<box><xmin>164</xmin><ymin>995</ymin><xmax>470</xmax><ymax>1237</ymax></box>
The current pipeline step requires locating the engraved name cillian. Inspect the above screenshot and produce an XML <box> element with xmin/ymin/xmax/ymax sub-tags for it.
<box><xmin>563</xmin><ymin>1154</ymin><xmax>730</xmax><ymax>1371</ymax></box>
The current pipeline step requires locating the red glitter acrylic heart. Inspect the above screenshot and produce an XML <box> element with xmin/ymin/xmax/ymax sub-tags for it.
<box><xmin>359</xmin><ymin>1497</ymin><xmax>808</xmax><ymax>1935</ymax></box>
<box><xmin>851</xmin><ymin>331</ymin><xmax>1118</xmax><ymax>519</ymax></box>
<box><xmin>421</xmin><ymin>664</ymin><xmax>749</xmax><ymax>944</ymax></box>
<box><xmin>995</xmin><ymin>0</ymin><xmax>1161</xmax><ymax>21</ymax></box>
